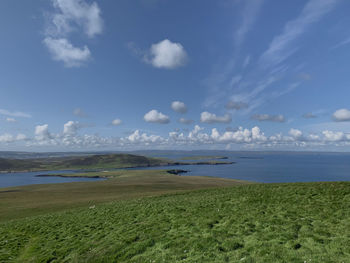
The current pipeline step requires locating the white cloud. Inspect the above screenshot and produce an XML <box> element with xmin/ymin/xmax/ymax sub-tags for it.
<box><xmin>171</xmin><ymin>101</ymin><xmax>187</xmax><ymax>113</ymax></box>
<box><xmin>35</xmin><ymin>124</ymin><xmax>52</xmax><ymax>141</ymax></box>
<box><xmin>44</xmin><ymin>0</ymin><xmax>102</xmax><ymax>67</ymax></box>
<box><xmin>333</xmin><ymin>109</ymin><xmax>350</xmax><ymax>122</ymax></box>
<box><xmin>63</xmin><ymin>121</ymin><xmax>80</xmax><ymax>135</ymax></box>
<box><xmin>16</xmin><ymin>134</ymin><xmax>27</xmax><ymax>141</ymax></box>
<box><xmin>147</xmin><ymin>39</ymin><xmax>187</xmax><ymax>69</ymax></box>
<box><xmin>6</xmin><ymin>118</ymin><xmax>16</xmax><ymax>123</ymax></box>
<box><xmin>43</xmin><ymin>37</ymin><xmax>91</xmax><ymax>67</ymax></box>
<box><xmin>126</xmin><ymin>130</ymin><xmax>165</xmax><ymax>144</ymax></box>
<box><xmin>289</xmin><ymin>128</ymin><xmax>303</xmax><ymax>139</ymax></box>
<box><xmin>200</xmin><ymin>112</ymin><xmax>232</xmax><ymax>124</ymax></box>
<box><xmin>112</xmin><ymin>119</ymin><xmax>122</xmax><ymax>126</ymax></box>
<box><xmin>0</xmin><ymin>109</ymin><xmax>31</xmax><ymax>118</ymax></box>
<box><xmin>178</xmin><ymin>118</ymin><xmax>194</xmax><ymax>125</ymax></box>
<box><xmin>260</xmin><ymin>0</ymin><xmax>337</xmax><ymax>67</ymax></box>
<box><xmin>322</xmin><ymin>130</ymin><xmax>345</xmax><ymax>142</ymax></box>
<box><xmin>144</xmin><ymin>110</ymin><xmax>170</xmax><ymax>124</ymax></box>
<box><xmin>51</xmin><ymin>0</ymin><xmax>103</xmax><ymax>38</ymax></box>
<box><xmin>251</xmin><ymin>114</ymin><xmax>285</xmax><ymax>123</ymax></box>
<box><xmin>0</xmin><ymin>134</ymin><xmax>14</xmax><ymax>143</ymax></box>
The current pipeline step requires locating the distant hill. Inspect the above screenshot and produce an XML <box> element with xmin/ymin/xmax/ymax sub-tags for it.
<box><xmin>0</xmin><ymin>154</ymin><xmax>172</xmax><ymax>172</ymax></box>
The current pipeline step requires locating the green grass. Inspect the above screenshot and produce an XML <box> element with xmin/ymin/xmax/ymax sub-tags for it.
<box><xmin>0</xmin><ymin>170</ymin><xmax>249</xmax><ymax>221</ymax></box>
<box><xmin>1</xmin><ymin>181</ymin><xmax>350</xmax><ymax>262</ymax></box>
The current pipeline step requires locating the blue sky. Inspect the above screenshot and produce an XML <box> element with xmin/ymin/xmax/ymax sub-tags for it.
<box><xmin>1</xmin><ymin>0</ymin><xmax>350</xmax><ymax>151</ymax></box>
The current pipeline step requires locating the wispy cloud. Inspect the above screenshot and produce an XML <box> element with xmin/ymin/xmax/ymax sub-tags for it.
<box><xmin>331</xmin><ymin>36</ymin><xmax>350</xmax><ymax>49</ymax></box>
<box><xmin>260</xmin><ymin>0</ymin><xmax>338</xmax><ymax>68</ymax></box>
<box><xmin>0</xmin><ymin>109</ymin><xmax>31</xmax><ymax>118</ymax></box>
<box><xmin>234</xmin><ymin>0</ymin><xmax>264</xmax><ymax>48</ymax></box>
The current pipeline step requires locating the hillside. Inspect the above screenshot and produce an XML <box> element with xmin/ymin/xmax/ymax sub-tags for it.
<box><xmin>0</xmin><ymin>154</ymin><xmax>172</xmax><ymax>172</ymax></box>
<box><xmin>1</xmin><ymin>181</ymin><xmax>350</xmax><ymax>262</ymax></box>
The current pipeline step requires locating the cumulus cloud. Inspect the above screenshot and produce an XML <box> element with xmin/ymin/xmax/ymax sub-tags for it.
<box><xmin>225</xmin><ymin>100</ymin><xmax>248</xmax><ymax>110</ymax></box>
<box><xmin>178</xmin><ymin>118</ymin><xmax>194</xmax><ymax>125</ymax></box>
<box><xmin>146</xmin><ymin>39</ymin><xmax>187</xmax><ymax>69</ymax></box>
<box><xmin>200</xmin><ymin>112</ymin><xmax>232</xmax><ymax>124</ymax></box>
<box><xmin>0</xmin><ymin>133</ymin><xmax>27</xmax><ymax>143</ymax></box>
<box><xmin>251</xmin><ymin>114</ymin><xmax>285</xmax><ymax>123</ymax></box>
<box><xmin>4</xmin><ymin>120</ymin><xmax>350</xmax><ymax>150</ymax></box>
<box><xmin>63</xmin><ymin>121</ymin><xmax>80</xmax><ymax>135</ymax></box>
<box><xmin>332</xmin><ymin>109</ymin><xmax>350</xmax><ymax>122</ymax></box>
<box><xmin>144</xmin><ymin>110</ymin><xmax>170</xmax><ymax>124</ymax></box>
<box><xmin>171</xmin><ymin>101</ymin><xmax>187</xmax><ymax>113</ymax></box>
<box><xmin>50</xmin><ymin>0</ymin><xmax>103</xmax><ymax>38</ymax></box>
<box><xmin>44</xmin><ymin>0</ymin><xmax>103</xmax><ymax>67</ymax></box>
<box><xmin>112</xmin><ymin>119</ymin><xmax>122</xmax><ymax>126</ymax></box>
<box><xmin>0</xmin><ymin>109</ymin><xmax>31</xmax><ymax>118</ymax></box>
<box><xmin>322</xmin><ymin>130</ymin><xmax>345</xmax><ymax>142</ymax></box>
<box><xmin>126</xmin><ymin>130</ymin><xmax>165</xmax><ymax>145</ymax></box>
<box><xmin>35</xmin><ymin>124</ymin><xmax>53</xmax><ymax>141</ymax></box>
<box><xmin>289</xmin><ymin>128</ymin><xmax>303</xmax><ymax>139</ymax></box>
<box><xmin>43</xmin><ymin>37</ymin><xmax>91</xmax><ymax>67</ymax></box>
<box><xmin>16</xmin><ymin>134</ymin><xmax>27</xmax><ymax>141</ymax></box>
<box><xmin>0</xmin><ymin>134</ymin><xmax>14</xmax><ymax>143</ymax></box>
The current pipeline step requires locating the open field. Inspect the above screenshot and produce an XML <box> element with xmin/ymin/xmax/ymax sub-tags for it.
<box><xmin>0</xmin><ymin>170</ymin><xmax>249</xmax><ymax>222</ymax></box>
<box><xmin>1</xmin><ymin>181</ymin><xmax>350</xmax><ymax>262</ymax></box>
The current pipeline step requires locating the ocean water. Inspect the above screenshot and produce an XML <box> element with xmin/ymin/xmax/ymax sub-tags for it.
<box><xmin>1</xmin><ymin>151</ymin><xmax>350</xmax><ymax>188</ymax></box>
<box><xmin>134</xmin><ymin>151</ymin><xmax>350</xmax><ymax>183</ymax></box>
<box><xmin>0</xmin><ymin>170</ymin><xmax>104</xmax><ymax>188</ymax></box>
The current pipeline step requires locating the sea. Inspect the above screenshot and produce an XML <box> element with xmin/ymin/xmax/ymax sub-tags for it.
<box><xmin>1</xmin><ymin>151</ymin><xmax>350</xmax><ymax>188</ymax></box>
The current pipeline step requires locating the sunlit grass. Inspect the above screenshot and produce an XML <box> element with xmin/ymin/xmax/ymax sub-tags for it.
<box><xmin>1</xmin><ymin>181</ymin><xmax>350</xmax><ymax>262</ymax></box>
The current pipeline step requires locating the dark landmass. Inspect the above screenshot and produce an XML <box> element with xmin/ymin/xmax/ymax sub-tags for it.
<box><xmin>166</xmin><ymin>169</ymin><xmax>188</xmax><ymax>175</ymax></box>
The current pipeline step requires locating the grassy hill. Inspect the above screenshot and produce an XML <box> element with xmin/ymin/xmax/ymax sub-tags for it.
<box><xmin>1</xmin><ymin>180</ymin><xmax>350</xmax><ymax>262</ymax></box>
<box><xmin>0</xmin><ymin>154</ymin><xmax>173</xmax><ymax>172</ymax></box>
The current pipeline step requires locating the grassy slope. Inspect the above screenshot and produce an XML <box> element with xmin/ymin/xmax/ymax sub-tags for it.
<box><xmin>0</xmin><ymin>154</ymin><xmax>172</xmax><ymax>172</ymax></box>
<box><xmin>1</xmin><ymin>182</ymin><xmax>350</xmax><ymax>262</ymax></box>
<box><xmin>0</xmin><ymin>170</ymin><xmax>249</xmax><ymax>221</ymax></box>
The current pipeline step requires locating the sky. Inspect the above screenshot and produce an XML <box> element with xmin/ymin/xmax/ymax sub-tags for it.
<box><xmin>1</xmin><ymin>0</ymin><xmax>350</xmax><ymax>152</ymax></box>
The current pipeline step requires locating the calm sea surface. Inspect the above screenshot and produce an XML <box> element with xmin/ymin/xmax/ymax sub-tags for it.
<box><xmin>132</xmin><ymin>151</ymin><xmax>350</xmax><ymax>183</ymax></box>
<box><xmin>1</xmin><ymin>152</ymin><xmax>350</xmax><ymax>188</ymax></box>
<box><xmin>0</xmin><ymin>170</ymin><xmax>104</xmax><ymax>188</ymax></box>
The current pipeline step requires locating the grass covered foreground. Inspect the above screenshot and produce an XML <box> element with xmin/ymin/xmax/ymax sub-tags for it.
<box><xmin>1</xmin><ymin>182</ymin><xmax>350</xmax><ymax>262</ymax></box>
<box><xmin>0</xmin><ymin>170</ymin><xmax>248</xmax><ymax>221</ymax></box>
